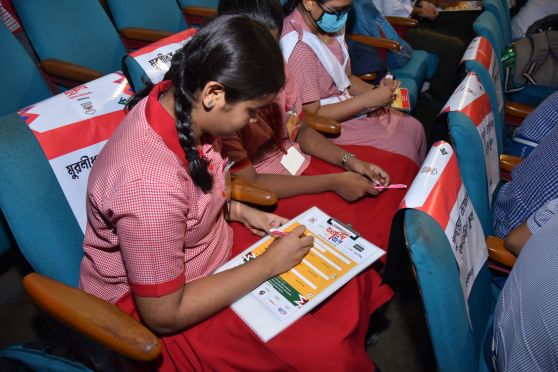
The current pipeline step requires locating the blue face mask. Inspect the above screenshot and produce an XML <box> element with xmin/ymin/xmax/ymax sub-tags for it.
<box><xmin>314</xmin><ymin>2</ymin><xmax>350</xmax><ymax>34</ymax></box>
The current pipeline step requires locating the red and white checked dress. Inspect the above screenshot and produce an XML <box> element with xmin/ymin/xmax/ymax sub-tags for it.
<box><xmin>80</xmin><ymin>81</ymin><xmax>397</xmax><ymax>371</ymax></box>
<box><xmin>282</xmin><ymin>8</ymin><xmax>426</xmax><ymax>166</ymax></box>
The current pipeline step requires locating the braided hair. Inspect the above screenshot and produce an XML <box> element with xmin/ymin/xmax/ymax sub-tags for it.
<box><xmin>127</xmin><ymin>15</ymin><xmax>285</xmax><ymax>192</ymax></box>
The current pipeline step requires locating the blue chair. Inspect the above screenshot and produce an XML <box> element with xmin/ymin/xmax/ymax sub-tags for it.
<box><xmin>0</xmin><ymin>23</ymin><xmax>53</xmax><ymax>256</ymax></box>
<box><xmin>403</xmin><ymin>208</ymin><xmax>496</xmax><ymax>371</ymax></box>
<box><xmin>106</xmin><ymin>0</ymin><xmax>187</xmax><ymax>48</ymax></box>
<box><xmin>394</xmin><ymin>142</ymin><xmax>497</xmax><ymax>370</ymax></box>
<box><xmin>0</xmin><ymin>23</ymin><xmax>52</xmax><ymax>117</ymax></box>
<box><xmin>482</xmin><ymin>0</ymin><xmax>511</xmax><ymax>46</ymax></box>
<box><xmin>12</xmin><ymin>0</ymin><xmax>127</xmax><ymax>87</ymax></box>
<box><xmin>177</xmin><ymin>0</ymin><xmax>218</xmax><ymax>26</ymax></box>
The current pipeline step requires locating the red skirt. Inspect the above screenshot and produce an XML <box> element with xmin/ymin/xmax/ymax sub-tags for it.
<box><xmin>117</xmin><ymin>145</ymin><xmax>418</xmax><ymax>371</ymax></box>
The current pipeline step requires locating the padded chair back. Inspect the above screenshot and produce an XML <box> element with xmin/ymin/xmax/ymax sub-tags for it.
<box><xmin>482</xmin><ymin>0</ymin><xmax>511</xmax><ymax>46</ymax></box>
<box><xmin>443</xmin><ymin>73</ymin><xmax>501</xmax><ymax>236</ymax></box>
<box><xmin>12</xmin><ymin>0</ymin><xmax>127</xmax><ymax>75</ymax></box>
<box><xmin>401</xmin><ymin>142</ymin><xmax>495</xmax><ymax>371</ymax></box>
<box><xmin>0</xmin><ymin>23</ymin><xmax>52</xmax><ymax>117</ymax></box>
<box><xmin>177</xmin><ymin>0</ymin><xmax>218</xmax><ymax>9</ymax></box>
<box><xmin>0</xmin><ymin>73</ymin><xmax>134</xmax><ymax>287</ymax></box>
<box><xmin>107</xmin><ymin>0</ymin><xmax>187</xmax><ymax>34</ymax></box>
<box><xmin>461</xmin><ymin>36</ymin><xmax>505</xmax><ymax>153</ymax></box>
<box><xmin>123</xmin><ymin>29</ymin><xmax>197</xmax><ymax>92</ymax></box>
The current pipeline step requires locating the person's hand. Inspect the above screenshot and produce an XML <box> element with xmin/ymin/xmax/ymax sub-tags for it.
<box><xmin>260</xmin><ymin>225</ymin><xmax>314</xmax><ymax>276</ymax></box>
<box><xmin>379</xmin><ymin>77</ymin><xmax>401</xmax><ymax>92</ymax></box>
<box><xmin>416</xmin><ymin>1</ymin><xmax>439</xmax><ymax>20</ymax></box>
<box><xmin>361</xmin><ymin>85</ymin><xmax>393</xmax><ymax>109</ymax></box>
<box><xmin>345</xmin><ymin>157</ymin><xmax>391</xmax><ymax>189</ymax></box>
<box><xmin>332</xmin><ymin>172</ymin><xmax>382</xmax><ymax>200</ymax></box>
<box><xmin>236</xmin><ymin>203</ymin><xmax>288</xmax><ymax>236</ymax></box>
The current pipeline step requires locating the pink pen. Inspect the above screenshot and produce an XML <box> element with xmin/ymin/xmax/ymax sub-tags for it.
<box><xmin>269</xmin><ymin>228</ymin><xmax>288</xmax><ymax>237</ymax></box>
<box><xmin>373</xmin><ymin>183</ymin><xmax>408</xmax><ymax>190</ymax></box>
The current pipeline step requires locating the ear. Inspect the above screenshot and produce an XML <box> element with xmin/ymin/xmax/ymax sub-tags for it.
<box><xmin>201</xmin><ymin>81</ymin><xmax>226</xmax><ymax>111</ymax></box>
<box><xmin>302</xmin><ymin>0</ymin><xmax>315</xmax><ymax>11</ymax></box>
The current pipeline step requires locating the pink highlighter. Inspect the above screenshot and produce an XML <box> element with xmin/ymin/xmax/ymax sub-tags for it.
<box><xmin>373</xmin><ymin>183</ymin><xmax>408</xmax><ymax>190</ymax></box>
<box><xmin>269</xmin><ymin>228</ymin><xmax>288</xmax><ymax>237</ymax></box>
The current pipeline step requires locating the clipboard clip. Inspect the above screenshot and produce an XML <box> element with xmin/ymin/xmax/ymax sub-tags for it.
<box><xmin>327</xmin><ymin>217</ymin><xmax>360</xmax><ymax>241</ymax></box>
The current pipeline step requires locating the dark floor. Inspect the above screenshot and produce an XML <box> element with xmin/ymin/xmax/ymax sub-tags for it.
<box><xmin>0</xmin><ymin>249</ymin><xmax>437</xmax><ymax>371</ymax></box>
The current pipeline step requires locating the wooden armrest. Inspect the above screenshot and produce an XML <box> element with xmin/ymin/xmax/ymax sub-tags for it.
<box><xmin>304</xmin><ymin>110</ymin><xmax>341</xmax><ymax>135</ymax></box>
<box><xmin>231</xmin><ymin>176</ymin><xmax>277</xmax><ymax>206</ymax></box>
<box><xmin>386</xmin><ymin>16</ymin><xmax>418</xmax><ymax>27</ymax></box>
<box><xmin>348</xmin><ymin>34</ymin><xmax>401</xmax><ymax>52</ymax></box>
<box><xmin>182</xmin><ymin>6</ymin><xmax>217</xmax><ymax>18</ymax></box>
<box><xmin>499</xmin><ymin>154</ymin><xmax>523</xmax><ymax>173</ymax></box>
<box><xmin>120</xmin><ymin>27</ymin><xmax>173</xmax><ymax>42</ymax></box>
<box><xmin>357</xmin><ymin>73</ymin><xmax>377</xmax><ymax>81</ymax></box>
<box><xmin>505</xmin><ymin>101</ymin><xmax>534</xmax><ymax>119</ymax></box>
<box><xmin>22</xmin><ymin>273</ymin><xmax>160</xmax><ymax>362</ymax></box>
<box><xmin>40</xmin><ymin>59</ymin><xmax>103</xmax><ymax>84</ymax></box>
<box><xmin>486</xmin><ymin>236</ymin><xmax>516</xmax><ymax>267</ymax></box>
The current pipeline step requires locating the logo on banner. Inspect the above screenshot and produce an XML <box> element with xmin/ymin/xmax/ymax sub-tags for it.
<box><xmin>17</xmin><ymin>72</ymin><xmax>134</xmax><ymax>233</ymax></box>
<box><xmin>442</xmin><ymin>73</ymin><xmax>500</xmax><ymax>205</ymax></box>
<box><xmin>401</xmin><ymin>142</ymin><xmax>488</xmax><ymax>326</ymax></box>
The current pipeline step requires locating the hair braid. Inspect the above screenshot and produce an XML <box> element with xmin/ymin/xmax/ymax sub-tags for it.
<box><xmin>172</xmin><ymin>51</ymin><xmax>213</xmax><ymax>193</ymax></box>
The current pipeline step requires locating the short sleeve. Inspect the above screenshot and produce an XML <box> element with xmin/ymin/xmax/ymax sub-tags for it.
<box><xmin>111</xmin><ymin>178</ymin><xmax>188</xmax><ymax>297</ymax></box>
<box><xmin>287</xmin><ymin>42</ymin><xmax>324</xmax><ymax>105</ymax></box>
<box><xmin>527</xmin><ymin>197</ymin><xmax>558</xmax><ymax>234</ymax></box>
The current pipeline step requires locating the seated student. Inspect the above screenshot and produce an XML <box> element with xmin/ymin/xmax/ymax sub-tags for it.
<box><xmin>493</xmin><ymin>213</ymin><xmax>558</xmax><ymax>372</ymax></box>
<box><xmin>511</xmin><ymin>0</ymin><xmax>558</xmax><ymax>39</ymax></box>
<box><xmin>508</xmin><ymin>91</ymin><xmax>558</xmax><ymax>158</ymax></box>
<box><xmin>79</xmin><ymin>16</ymin><xmax>390</xmax><ymax>371</ymax></box>
<box><xmin>281</xmin><ymin>0</ymin><xmax>427</xmax><ymax>166</ymax></box>
<box><xmin>492</xmin><ymin>123</ymin><xmax>558</xmax><ymax>241</ymax></box>
<box><xmin>219</xmin><ymin>0</ymin><xmax>390</xmax><ymax>201</ymax></box>
<box><xmin>504</xmin><ymin>197</ymin><xmax>558</xmax><ymax>256</ymax></box>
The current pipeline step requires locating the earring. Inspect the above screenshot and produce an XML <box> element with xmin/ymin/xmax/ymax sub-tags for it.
<box><xmin>207</xmin><ymin>101</ymin><xmax>214</xmax><ymax>108</ymax></box>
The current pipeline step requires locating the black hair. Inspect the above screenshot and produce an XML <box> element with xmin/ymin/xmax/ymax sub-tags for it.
<box><xmin>127</xmin><ymin>15</ymin><xmax>285</xmax><ymax>193</ymax></box>
<box><xmin>218</xmin><ymin>0</ymin><xmax>284</xmax><ymax>34</ymax></box>
<box><xmin>282</xmin><ymin>0</ymin><xmax>302</xmax><ymax>16</ymax></box>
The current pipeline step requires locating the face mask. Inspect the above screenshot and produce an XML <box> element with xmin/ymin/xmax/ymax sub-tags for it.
<box><xmin>314</xmin><ymin>4</ymin><xmax>349</xmax><ymax>33</ymax></box>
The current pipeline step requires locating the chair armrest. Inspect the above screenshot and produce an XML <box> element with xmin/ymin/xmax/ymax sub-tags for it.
<box><xmin>304</xmin><ymin>110</ymin><xmax>341</xmax><ymax>135</ymax></box>
<box><xmin>486</xmin><ymin>236</ymin><xmax>516</xmax><ymax>267</ymax></box>
<box><xmin>120</xmin><ymin>28</ymin><xmax>173</xmax><ymax>42</ymax></box>
<box><xmin>22</xmin><ymin>273</ymin><xmax>160</xmax><ymax>362</ymax></box>
<box><xmin>182</xmin><ymin>6</ymin><xmax>217</xmax><ymax>18</ymax></box>
<box><xmin>499</xmin><ymin>154</ymin><xmax>523</xmax><ymax>173</ymax></box>
<box><xmin>386</xmin><ymin>16</ymin><xmax>418</xmax><ymax>27</ymax></box>
<box><xmin>348</xmin><ymin>34</ymin><xmax>401</xmax><ymax>52</ymax></box>
<box><xmin>231</xmin><ymin>176</ymin><xmax>277</xmax><ymax>206</ymax></box>
<box><xmin>505</xmin><ymin>101</ymin><xmax>534</xmax><ymax>119</ymax></box>
<box><xmin>40</xmin><ymin>59</ymin><xmax>103</xmax><ymax>84</ymax></box>
<box><xmin>357</xmin><ymin>73</ymin><xmax>377</xmax><ymax>82</ymax></box>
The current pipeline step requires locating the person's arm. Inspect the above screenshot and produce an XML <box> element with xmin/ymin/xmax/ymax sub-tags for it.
<box><xmin>412</xmin><ymin>1</ymin><xmax>439</xmax><ymax>20</ymax></box>
<box><xmin>504</xmin><ymin>197</ymin><xmax>558</xmax><ymax>256</ymax></box>
<box><xmin>134</xmin><ymin>203</ymin><xmax>313</xmax><ymax>334</ymax></box>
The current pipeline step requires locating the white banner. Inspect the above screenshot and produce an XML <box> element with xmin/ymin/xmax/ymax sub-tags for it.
<box><xmin>129</xmin><ymin>28</ymin><xmax>197</xmax><ymax>85</ymax></box>
<box><xmin>402</xmin><ymin>142</ymin><xmax>488</xmax><ymax>325</ymax></box>
<box><xmin>442</xmin><ymin>73</ymin><xmax>499</xmax><ymax>205</ymax></box>
<box><xmin>18</xmin><ymin>72</ymin><xmax>134</xmax><ymax>232</ymax></box>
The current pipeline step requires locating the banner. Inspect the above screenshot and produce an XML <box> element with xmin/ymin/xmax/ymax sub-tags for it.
<box><xmin>128</xmin><ymin>28</ymin><xmax>197</xmax><ymax>85</ymax></box>
<box><xmin>18</xmin><ymin>72</ymin><xmax>134</xmax><ymax>232</ymax></box>
<box><xmin>442</xmin><ymin>72</ymin><xmax>499</xmax><ymax>205</ymax></box>
<box><xmin>401</xmin><ymin>142</ymin><xmax>488</xmax><ymax>324</ymax></box>
<box><xmin>461</xmin><ymin>36</ymin><xmax>504</xmax><ymax>112</ymax></box>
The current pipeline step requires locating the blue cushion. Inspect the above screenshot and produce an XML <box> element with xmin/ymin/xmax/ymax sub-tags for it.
<box><xmin>508</xmin><ymin>86</ymin><xmax>557</xmax><ymax>107</ymax></box>
<box><xmin>108</xmin><ymin>0</ymin><xmax>187</xmax><ymax>33</ymax></box>
<box><xmin>482</xmin><ymin>0</ymin><xmax>511</xmax><ymax>46</ymax></box>
<box><xmin>12</xmin><ymin>0</ymin><xmax>126</xmax><ymax>75</ymax></box>
<box><xmin>0</xmin><ymin>23</ymin><xmax>52</xmax><ymax>117</ymax></box>
<box><xmin>448</xmin><ymin>111</ymin><xmax>493</xmax><ymax>236</ymax></box>
<box><xmin>404</xmin><ymin>210</ymin><xmax>494</xmax><ymax>371</ymax></box>
<box><xmin>177</xmin><ymin>0</ymin><xmax>218</xmax><ymax>9</ymax></box>
<box><xmin>0</xmin><ymin>113</ymin><xmax>84</xmax><ymax>287</ymax></box>
<box><xmin>474</xmin><ymin>12</ymin><xmax>505</xmax><ymax>56</ymax></box>
<box><xmin>122</xmin><ymin>56</ymin><xmax>151</xmax><ymax>93</ymax></box>
<box><xmin>425</xmin><ymin>52</ymin><xmax>439</xmax><ymax>80</ymax></box>
<box><xmin>392</xmin><ymin>50</ymin><xmax>429</xmax><ymax>85</ymax></box>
